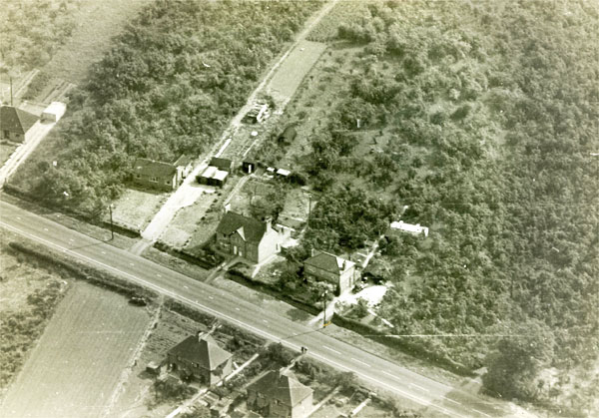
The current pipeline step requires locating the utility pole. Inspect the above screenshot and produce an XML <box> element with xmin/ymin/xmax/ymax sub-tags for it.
<box><xmin>10</xmin><ymin>76</ymin><xmax>13</xmax><ymax>106</ymax></box>
<box><xmin>109</xmin><ymin>204</ymin><xmax>114</xmax><ymax>240</ymax></box>
<box><xmin>322</xmin><ymin>290</ymin><xmax>328</xmax><ymax>328</ymax></box>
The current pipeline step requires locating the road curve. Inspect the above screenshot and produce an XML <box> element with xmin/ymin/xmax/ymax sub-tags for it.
<box><xmin>0</xmin><ymin>200</ymin><xmax>510</xmax><ymax>417</ymax></box>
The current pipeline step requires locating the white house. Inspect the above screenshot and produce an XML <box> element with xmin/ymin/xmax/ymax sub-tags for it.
<box><xmin>387</xmin><ymin>221</ymin><xmax>429</xmax><ymax>238</ymax></box>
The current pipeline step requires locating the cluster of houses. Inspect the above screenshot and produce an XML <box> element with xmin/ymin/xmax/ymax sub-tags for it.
<box><xmin>157</xmin><ymin>330</ymin><xmax>313</xmax><ymax>418</ymax></box>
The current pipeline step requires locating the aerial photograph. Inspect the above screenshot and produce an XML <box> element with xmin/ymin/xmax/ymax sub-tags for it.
<box><xmin>0</xmin><ymin>0</ymin><xmax>597</xmax><ymax>417</ymax></box>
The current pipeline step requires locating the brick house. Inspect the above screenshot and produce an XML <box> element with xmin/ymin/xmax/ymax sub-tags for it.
<box><xmin>247</xmin><ymin>370</ymin><xmax>313</xmax><ymax>418</ymax></box>
<box><xmin>215</xmin><ymin>211</ymin><xmax>280</xmax><ymax>264</ymax></box>
<box><xmin>166</xmin><ymin>334</ymin><xmax>233</xmax><ymax>385</ymax></box>
<box><xmin>1</xmin><ymin>106</ymin><xmax>38</xmax><ymax>143</ymax></box>
<box><xmin>304</xmin><ymin>251</ymin><xmax>356</xmax><ymax>295</ymax></box>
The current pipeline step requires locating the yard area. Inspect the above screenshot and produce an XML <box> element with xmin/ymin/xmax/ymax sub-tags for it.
<box><xmin>0</xmin><ymin>142</ymin><xmax>18</xmax><ymax>167</ymax></box>
<box><xmin>110</xmin><ymin>188</ymin><xmax>168</xmax><ymax>233</ymax></box>
<box><xmin>0</xmin><ymin>281</ymin><xmax>152</xmax><ymax>418</ymax></box>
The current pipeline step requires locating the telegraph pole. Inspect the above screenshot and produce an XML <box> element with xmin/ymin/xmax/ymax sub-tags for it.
<box><xmin>109</xmin><ymin>204</ymin><xmax>114</xmax><ymax>240</ymax></box>
<box><xmin>322</xmin><ymin>290</ymin><xmax>328</xmax><ymax>328</ymax></box>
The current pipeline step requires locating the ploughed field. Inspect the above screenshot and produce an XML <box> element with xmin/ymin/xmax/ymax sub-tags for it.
<box><xmin>0</xmin><ymin>282</ymin><xmax>151</xmax><ymax>418</ymax></box>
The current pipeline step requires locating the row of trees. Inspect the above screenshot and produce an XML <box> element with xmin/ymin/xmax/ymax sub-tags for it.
<box><xmin>17</xmin><ymin>0</ymin><xmax>322</xmax><ymax>213</ymax></box>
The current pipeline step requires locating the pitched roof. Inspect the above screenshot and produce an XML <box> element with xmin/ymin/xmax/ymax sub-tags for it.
<box><xmin>168</xmin><ymin>335</ymin><xmax>232</xmax><ymax>370</ymax></box>
<box><xmin>210</xmin><ymin>157</ymin><xmax>233</xmax><ymax>171</ymax></box>
<box><xmin>1</xmin><ymin>106</ymin><xmax>38</xmax><ymax>134</ymax></box>
<box><xmin>216</xmin><ymin>212</ymin><xmax>267</xmax><ymax>243</ymax></box>
<box><xmin>304</xmin><ymin>251</ymin><xmax>355</xmax><ymax>275</ymax></box>
<box><xmin>173</xmin><ymin>154</ymin><xmax>192</xmax><ymax>167</ymax></box>
<box><xmin>133</xmin><ymin>158</ymin><xmax>176</xmax><ymax>178</ymax></box>
<box><xmin>248</xmin><ymin>370</ymin><xmax>312</xmax><ymax>407</ymax></box>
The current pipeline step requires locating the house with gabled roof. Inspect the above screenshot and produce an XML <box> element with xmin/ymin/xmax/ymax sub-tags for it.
<box><xmin>247</xmin><ymin>370</ymin><xmax>313</xmax><ymax>418</ymax></box>
<box><xmin>132</xmin><ymin>155</ymin><xmax>191</xmax><ymax>192</ymax></box>
<box><xmin>304</xmin><ymin>250</ymin><xmax>356</xmax><ymax>295</ymax></box>
<box><xmin>1</xmin><ymin>106</ymin><xmax>38</xmax><ymax>143</ymax></box>
<box><xmin>215</xmin><ymin>211</ymin><xmax>281</xmax><ymax>264</ymax></box>
<box><xmin>166</xmin><ymin>333</ymin><xmax>233</xmax><ymax>385</ymax></box>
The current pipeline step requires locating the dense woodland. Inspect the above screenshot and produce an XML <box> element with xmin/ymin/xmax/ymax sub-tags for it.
<box><xmin>18</xmin><ymin>0</ymin><xmax>321</xmax><ymax>212</ymax></box>
<box><xmin>0</xmin><ymin>0</ymin><xmax>78</xmax><ymax>73</ymax></box>
<box><xmin>285</xmin><ymin>1</ymin><xmax>597</xmax><ymax>413</ymax></box>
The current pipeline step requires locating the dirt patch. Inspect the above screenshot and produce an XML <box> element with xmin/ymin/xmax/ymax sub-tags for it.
<box><xmin>0</xmin><ymin>281</ymin><xmax>152</xmax><ymax>418</ymax></box>
<box><xmin>111</xmin><ymin>188</ymin><xmax>167</xmax><ymax>233</ymax></box>
<box><xmin>266</xmin><ymin>40</ymin><xmax>327</xmax><ymax>105</ymax></box>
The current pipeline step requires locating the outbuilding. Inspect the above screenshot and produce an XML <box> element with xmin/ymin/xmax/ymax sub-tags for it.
<box><xmin>41</xmin><ymin>102</ymin><xmax>67</xmax><ymax>123</ymax></box>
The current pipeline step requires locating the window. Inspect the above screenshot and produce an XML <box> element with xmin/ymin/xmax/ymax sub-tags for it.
<box><xmin>165</xmin><ymin>180</ymin><xmax>170</xmax><ymax>185</ymax></box>
<box><xmin>135</xmin><ymin>174</ymin><xmax>140</xmax><ymax>178</ymax></box>
<box><xmin>151</xmin><ymin>176</ymin><xmax>157</xmax><ymax>182</ymax></box>
<box><xmin>3</xmin><ymin>130</ymin><xmax>9</xmax><ymax>138</ymax></box>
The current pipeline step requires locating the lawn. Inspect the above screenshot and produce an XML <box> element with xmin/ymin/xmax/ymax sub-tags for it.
<box><xmin>110</xmin><ymin>187</ymin><xmax>167</xmax><ymax>233</ymax></box>
<box><xmin>0</xmin><ymin>142</ymin><xmax>18</xmax><ymax>167</ymax></box>
<box><xmin>266</xmin><ymin>39</ymin><xmax>328</xmax><ymax>105</ymax></box>
<box><xmin>0</xmin><ymin>281</ymin><xmax>152</xmax><ymax>418</ymax></box>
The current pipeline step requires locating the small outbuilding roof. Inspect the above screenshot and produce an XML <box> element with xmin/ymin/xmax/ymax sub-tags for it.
<box><xmin>1</xmin><ymin>106</ymin><xmax>38</xmax><ymax>134</ymax></box>
<box><xmin>209</xmin><ymin>157</ymin><xmax>233</xmax><ymax>171</ymax></box>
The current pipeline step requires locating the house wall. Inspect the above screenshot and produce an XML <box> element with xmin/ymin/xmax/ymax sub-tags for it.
<box><xmin>247</xmin><ymin>392</ymin><xmax>312</xmax><ymax>418</ymax></box>
<box><xmin>209</xmin><ymin>358</ymin><xmax>232</xmax><ymax>385</ymax></box>
<box><xmin>305</xmin><ymin>264</ymin><xmax>356</xmax><ymax>294</ymax></box>
<box><xmin>291</xmin><ymin>393</ymin><xmax>313</xmax><ymax>418</ymax></box>
<box><xmin>257</xmin><ymin>227</ymin><xmax>280</xmax><ymax>263</ymax></box>
<box><xmin>133</xmin><ymin>173</ymin><xmax>178</xmax><ymax>192</ymax></box>
<box><xmin>1</xmin><ymin>130</ymin><xmax>25</xmax><ymax>143</ymax></box>
<box><xmin>166</xmin><ymin>353</ymin><xmax>210</xmax><ymax>383</ymax></box>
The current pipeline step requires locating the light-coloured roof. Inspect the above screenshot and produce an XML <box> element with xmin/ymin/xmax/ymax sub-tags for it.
<box><xmin>276</xmin><ymin>168</ymin><xmax>290</xmax><ymax>176</ymax></box>
<box><xmin>43</xmin><ymin>101</ymin><xmax>66</xmax><ymax>115</ymax></box>
<box><xmin>389</xmin><ymin>221</ymin><xmax>429</xmax><ymax>236</ymax></box>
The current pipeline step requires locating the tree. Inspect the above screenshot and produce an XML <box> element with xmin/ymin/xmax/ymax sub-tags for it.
<box><xmin>483</xmin><ymin>320</ymin><xmax>555</xmax><ymax>401</ymax></box>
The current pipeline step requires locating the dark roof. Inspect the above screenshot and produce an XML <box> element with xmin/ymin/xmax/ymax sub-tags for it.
<box><xmin>167</xmin><ymin>335</ymin><xmax>232</xmax><ymax>370</ymax></box>
<box><xmin>133</xmin><ymin>158</ymin><xmax>176</xmax><ymax>178</ymax></box>
<box><xmin>1</xmin><ymin>106</ymin><xmax>38</xmax><ymax>134</ymax></box>
<box><xmin>173</xmin><ymin>155</ymin><xmax>192</xmax><ymax>167</ymax></box>
<box><xmin>279</xmin><ymin>126</ymin><xmax>297</xmax><ymax>141</ymax></box>
<box><xmin>248</xmin><ymin>371</ymin><xmax>312</xmax><ymax>407</ymax></box>
<box><xmin>216</xmin><ymin>212</ymin><xmax>267</xmax><ymax>243</ymax></box>
<box><xmin>304</xmin><ymin>252</ymin><xmax>354</xmax><ymax>275</ymax></box>
<box><xmin>210</xmin><ymin>157</ymin><xmax>233</xmax><ymax>171</ymax></box>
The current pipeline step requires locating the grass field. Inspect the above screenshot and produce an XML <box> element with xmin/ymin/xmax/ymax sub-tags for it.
<box><xmin>110</xmin><ymin>188</ymin><xmax>167</xmax><ymax>233</ymax></box>
<box><xmin>0</xmin><ymin>281</ymin><xmax>151</xmax><ymax>418</ymax></box>
<box><xmin>266</xmin><ymin>39</ymin><xmax>327</xmax><ymax>105</ymax></box>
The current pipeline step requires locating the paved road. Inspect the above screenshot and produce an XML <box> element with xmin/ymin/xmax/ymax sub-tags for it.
<box><xmin>0</xmin><ymin>200</ymin><xmax>513</xmax><ymax>418</ymax></box>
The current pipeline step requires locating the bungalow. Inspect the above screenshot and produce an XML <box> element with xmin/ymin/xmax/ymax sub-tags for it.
<box><xmin>304</xmin><ymin>251</ymin><xmax>356</xmax><ymax>295</ymax></box>
<box><xmin>166</xmin><ymin>333</ymin><xmax>233</xmax><ymax>386</ymax></box>
<box><xmin>1</xmin><ymin>105</ymin><xmax>38</xmax><ymax>143</ymax></box>
<box><xmin>247</xmin><ymin>370</ymin><xmax>313</xmax><ymax>418</ymax></box>
<box><xmin>132</xmin><ymin>156</ymin><xmax>189</xmax><ymax>192</ymax></box>
<box><xmin>386</xmin><ymin>221</ymin><xmax>429</xmax><ymax>238</ymax></box>
<box><xmin>215</xmin><ymin>211</ymin><xmax>280</xmax><ymax>264</ymax></box>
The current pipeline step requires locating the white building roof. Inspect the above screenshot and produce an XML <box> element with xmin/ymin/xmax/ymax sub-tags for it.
<box><xmin>389</xmin><ymin>221</ymin><xmax>429</xmax><ymax>237</ymax></box>
<box><xmin>43</xmin><ymin>101</ymin><xmax>67</xmax><ymax>116</ymax></box>
<box><xmin>276</xmin><ymin>168</ymin><xmax>290</xmax><ymax>176</ymax></box>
